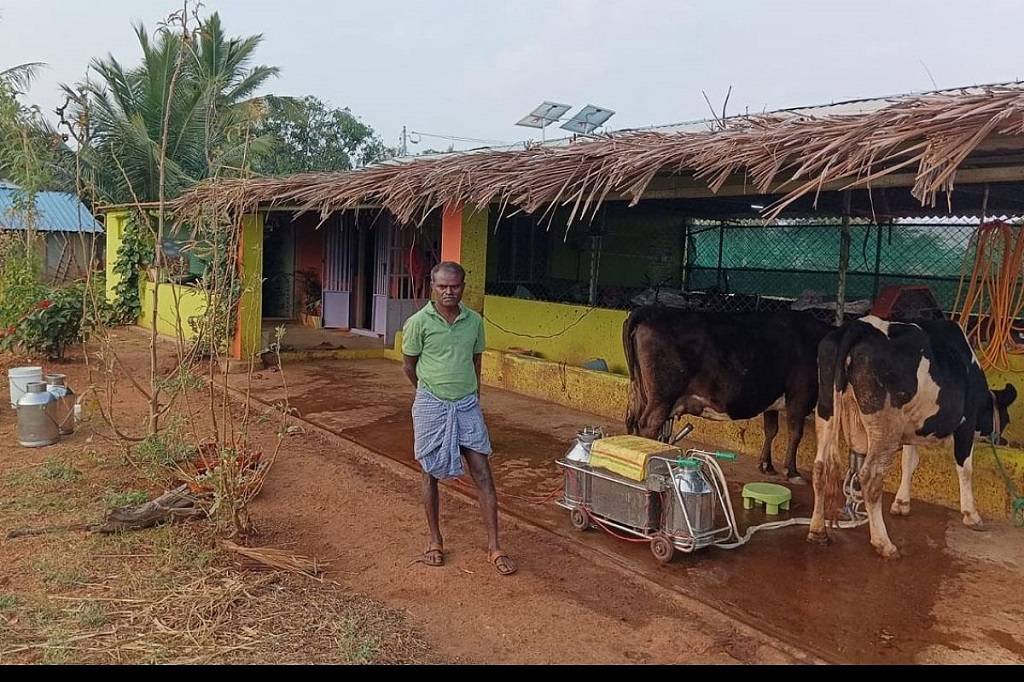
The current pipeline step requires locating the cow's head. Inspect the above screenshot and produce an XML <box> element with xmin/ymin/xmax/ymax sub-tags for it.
<box><xmin>979</xmin><ymin>384</ymin><xmax>1017</xmax><ymax>444</ymax></box>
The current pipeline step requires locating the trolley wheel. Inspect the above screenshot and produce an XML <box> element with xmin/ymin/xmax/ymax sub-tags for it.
<box><xmin>569</xmin><ymin>507</ymin><xmax>591</xmax><ymax>531</ymax></box>
<box><xmin>650</xmin><ymin>534</ymin><xmax>675</xmax><ymax>564</ymax></box>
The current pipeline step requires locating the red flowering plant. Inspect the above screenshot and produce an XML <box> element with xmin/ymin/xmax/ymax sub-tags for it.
<box><xmin>0</xmin><ymin>285</ymin><xmax>104</xmax><ymax>360</ymax></box>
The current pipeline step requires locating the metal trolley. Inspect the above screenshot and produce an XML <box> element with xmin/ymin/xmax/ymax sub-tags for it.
<box><xmin>556</xmin><ymin>430</ymin><xmax>738</xmax><ymax>563</ymax></box>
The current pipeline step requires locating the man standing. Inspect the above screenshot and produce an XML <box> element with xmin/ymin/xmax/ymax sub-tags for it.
<box><xmin>402</xmin><ymin>261</ymin><xmax>517</xmax><ymax>576</ymax></box>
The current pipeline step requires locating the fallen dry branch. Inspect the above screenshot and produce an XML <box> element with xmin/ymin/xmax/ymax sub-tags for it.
<box><xmin>95</xmin><ymin>484</ymin><xmax>205</xmax><ymax>533</ymax></box>
<box><xmin>221</xmin><ymin>540</ymin><xmax>327</xmax><ymax>580</ymax></box>
<box><xmin>5</xmin><ymin>522</ymin><xmax>94</xmax><ymax>539</ymax></box>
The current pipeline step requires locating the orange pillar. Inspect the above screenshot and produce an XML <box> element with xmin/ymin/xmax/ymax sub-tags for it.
<box><xmin>441</xmin><ymin>204</ymin><xmax>463</xmax><ymax>262</ymax></box>
<box><xmin>439</xmin><ymin>202</ymin><xmax>487</xmax><ymax>312</ymax></box>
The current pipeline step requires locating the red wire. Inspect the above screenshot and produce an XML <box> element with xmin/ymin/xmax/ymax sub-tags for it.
<box><xmin>587</xmin><ymin>512</ymin><xmax>651</xmax><ymax>543</ymax></box>
<box><xmin>450</xmin><ymin>474</ymin><xmax>651</xmax><ymax>543</ymax></box>
<box><xmin>449</xmin><ymin>475</ymin><xmax>564</xmax><ymax>505</ymax></box>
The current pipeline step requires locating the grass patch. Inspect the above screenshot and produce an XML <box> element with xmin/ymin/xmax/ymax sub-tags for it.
<box><xmin>40</xmin><ymin>458</ymin><xmax>80</xmax><ymax>483</ymax></box>
<box><xmin>133</xmin><ymin>420</ymin><xmax>195</xmax><ymax>478</ymax></box>
<box><xmin>103</xmin><ymin>488</ymin><xmax>149</xmax><ymax>509</ymax></box>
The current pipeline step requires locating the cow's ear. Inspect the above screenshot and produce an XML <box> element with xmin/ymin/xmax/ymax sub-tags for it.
<box><xmin>997</xmin><ymin>383</ymin><xmax>1018</xmax><ymax>407</ymax></box>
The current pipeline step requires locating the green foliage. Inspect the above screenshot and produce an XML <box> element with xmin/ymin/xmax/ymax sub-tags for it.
<box><xmin>40</xmin><ymin>458</ymin><xmax>81</xmax><ymax>483</ymax></box>
<box><xmin>252</xmin><ymin>95</ymin><xmax>391</xmax><ymax>175</ymax></box>
<box><xmin>134</xmin><ymin>420</ymin><xmax>195</xmax><ymax>474</ymax></box>
<box><xmin>103</xmin><ymin>489</ymin><xmax>150</xmax><ymax>509</ymax></box>
<box><xmin>0</xmin><ymin>232</ymin><xmax>46</xmax><ymax>332</ymax></box>
<box><xmin>70</xmin><ymin>12</ymin><xmax>278</xmax><ymax>204</ymax></box>
<box><xmin>1</xmin><ymin>281</ymin><xmax>108</xmax><ymax>359</ymax></box>
<box><xmin>110</xmin><ymin>213</ymin><xmax>153</xmax><ymax>324</ymax></box>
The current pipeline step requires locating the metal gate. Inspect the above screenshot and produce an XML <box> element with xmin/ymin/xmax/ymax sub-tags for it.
<box><xmin>323</xmin><ymin>213</ymin><xmax>355</xmax><ymax>328</ymax></box>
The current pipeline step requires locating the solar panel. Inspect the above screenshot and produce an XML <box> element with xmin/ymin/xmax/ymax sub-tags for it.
<box><xmin>515</xmin><ymin>101</ymin><xmax>572</xmax><ymax>129</ymax></box>
<box><xmin>560</xmin><ymin>105</ymin><xmax>615</xmax><ymax>134</ymax></box>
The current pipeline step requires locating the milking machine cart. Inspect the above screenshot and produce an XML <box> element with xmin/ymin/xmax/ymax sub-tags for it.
<box><xmin>556</xmin><ymin>423</ymin><xmax>867</xmax><ymax>563</ymax></box>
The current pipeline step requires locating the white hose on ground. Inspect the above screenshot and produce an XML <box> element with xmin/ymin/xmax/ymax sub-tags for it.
<box><xmin>697</xmin><ymin>454</ymin><xmax>869</xmax><ymax>551</ymax></box>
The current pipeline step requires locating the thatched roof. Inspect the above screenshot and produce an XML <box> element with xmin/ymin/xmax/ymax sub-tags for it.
<box><xmin>175</xmin><ymin>84</ymin><xmax>1024</xmax><ymax>225</ymax></box>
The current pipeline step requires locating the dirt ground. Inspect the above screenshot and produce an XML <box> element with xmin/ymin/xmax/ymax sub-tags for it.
<box><xmin>0</xmin><ymin>335</ymin><xmax>810</xmax><ymax>664</ymax></box>
<box><xmin>238</xmin><ymin>356</ymin><xmax>1024</xmax><ymax>665</ymax></box>
<box><xmin>0</xmin><ymin>339</ymin><xmax>438</xmax><ymax>664</ymax></box>
<box><xmin>3</xmin><ymin>333</ymin><xmax>1024</xmax><ymax>663</ymax></box>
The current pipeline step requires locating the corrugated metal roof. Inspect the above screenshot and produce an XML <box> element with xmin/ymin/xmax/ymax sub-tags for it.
<box><xmin>0</xmin><ymin>186</ymin><xmax>103</xmax><ymax>233</ymax></box>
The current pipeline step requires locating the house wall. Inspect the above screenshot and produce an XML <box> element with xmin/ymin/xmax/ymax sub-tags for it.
<box><xmin>137</xmin><ymin>280</ymin><xmax>208</xmax><ymax>341</ymax></box>
<box><xmin>483</xmin><ymin>294</ymin><xmax>629</xmax><ymax>373</ymax></box>
<box><xmin>43</xmin><ymin>232</ymin><xmax>103</xmax><ymax>281</ymax></box>
<box><xmin>104</xmin><ymin>208</ymin><xmax>263</xmax><ymax>359</ymax></box>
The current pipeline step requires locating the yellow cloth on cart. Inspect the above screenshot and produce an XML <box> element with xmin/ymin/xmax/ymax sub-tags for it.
<box><xmin>588</xmin><ymin>435</ymin><xmax>681</xmax><ymax>481</ymax></box>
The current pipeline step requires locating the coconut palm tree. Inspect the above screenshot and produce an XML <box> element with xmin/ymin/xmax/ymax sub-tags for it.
<box><xmin>0</xmin><ymin>62</ymin><xmax>44</xmax><ymax>93</ymax></box>
<box><xmin>75</xmin><ymin>12</ymin><xmax>278</xmax><ymax>203</ymax></box>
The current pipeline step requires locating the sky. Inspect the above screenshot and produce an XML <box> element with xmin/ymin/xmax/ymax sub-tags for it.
<box><xmin>2</xmin><ymin>0</ymin><xmax>1024</xmax><ymax>152</ymax></box>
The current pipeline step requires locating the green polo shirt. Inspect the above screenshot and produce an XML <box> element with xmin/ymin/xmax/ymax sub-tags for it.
<box><xmin>402</xmin><ymin>302</ymin><xmax>486</xmax><ymax>401</ymax></box>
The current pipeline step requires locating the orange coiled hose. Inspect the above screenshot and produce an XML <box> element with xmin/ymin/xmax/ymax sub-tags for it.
<box><xmin>954</xmin><ymin>220</ymin><xmax>1024</xmax><ymax>370</ymax></box>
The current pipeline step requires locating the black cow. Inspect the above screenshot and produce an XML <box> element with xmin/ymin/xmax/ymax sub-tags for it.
<box><xmin>809</xmin><ymin>315</ymin><xmax>1017</xmax><ymax>558</ymax></box>
<box><xmin>623</xmin><ymin>306</ymin><xmax>831</xmax><ymax>482</ymax></box>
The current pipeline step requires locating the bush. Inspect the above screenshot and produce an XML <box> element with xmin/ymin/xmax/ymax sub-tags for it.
<box><xmin>0</xmin><ymin>281</ymin><xmax>109</xmax><ymax>359</ymax></box>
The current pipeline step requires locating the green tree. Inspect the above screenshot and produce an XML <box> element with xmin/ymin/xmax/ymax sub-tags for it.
<box><xmin>72</xmin><ymin>12</ymin><xmax>278</xmax><ymax>203</ymax></box>
<box><xmin>251</xmin><ymin>95</ymin><xmax>391</xmax><ymax>176</ymax></box>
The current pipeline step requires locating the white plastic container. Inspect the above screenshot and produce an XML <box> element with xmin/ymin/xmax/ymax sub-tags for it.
<box><xmin>8</xmin><ymin>366</ymin><xmax>43</xmax><ymax>408</ymax></box>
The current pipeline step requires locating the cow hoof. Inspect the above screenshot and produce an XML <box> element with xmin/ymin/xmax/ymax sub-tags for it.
<box><xmin>890</xmin><ymin>499</ymin><xmax>911</xmax><ymax>516</ymax></box>
<box><xmin>873</xmin><ymin>543</ymin><xmax>901</xmax><ymax>560</ymax></box>
<box><xmin>787</xmin><ymin>473</ymin><xmax>808</xmax><ymax>485</ymax></box>
<box><xmin>962</xmin><ymin>513</ymin><xmax>985</xmax><ymax>531</ymax></box>
<box><xmin>758</xmin><ymin>462</ymin><xmax>777</xmax><ymax>476</ymax></box>
<box><xmin>806</xmin><ymin>530</ymin><xmax>831</xmax><ymax>545</ymax></box>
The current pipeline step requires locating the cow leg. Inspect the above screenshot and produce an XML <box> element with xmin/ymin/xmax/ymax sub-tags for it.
<box><xmin>758</xmin><ymin>410</ymin><xmax>780</xmax><ymax>475</ymax></box>
<box><xmin>638</xmin><ymin>402</ymin><xmax>673</xmax><ymax>441</ymax></box>
<box><xmin>782</xmin><ymin>409</ymin><xmax>808</xmax><ymax>484</ymax></box>
<box><xmin>807</xmin><ymin>414</ymin><xmax>834</xmax><ymax>544</ymax></box>
<box><xmin>861</xmin><ymin>448</ymin><xmax>900</xmax><ymax>559</ymax></box>
<box><xmin>954</xmin><ymin>430</ymin><xmax>983</xmax><ymax>530</ymax></box>
<box><xmin>889</xmin><ymin>445</ymin><xmax>919</xmax><ymax>516</ymax></box>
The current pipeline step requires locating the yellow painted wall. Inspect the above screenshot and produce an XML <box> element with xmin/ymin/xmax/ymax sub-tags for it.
<box><xmin>482</xmin><ymin>295</ymin><xmax>630</xmax><ymax>374</ymax></box>
<box><xmin>138</xmin><ymin>281</ymin><xmax>208</xmax><ymax>341</ymax></box>
<box><xmin>102</xmin><ymin>208</ymin><xmax>263</xmax><ymax>358</ymax></box>
<box><xmin>461</xmin><ymin>206</ymin><xmax>488</xmax><ymax>312</ymax></box>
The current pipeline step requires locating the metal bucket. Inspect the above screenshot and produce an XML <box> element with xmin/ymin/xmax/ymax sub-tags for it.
<box><xmin>45</xmin><ymin>374</ymin><xmax>75</xmax><ymax>436</ymax></box>
<box><xmin>563</xmin><ymin>466</ymin><xmax>591</xmax><ymax>506</ymax></box>
<box><xmin>17</xmin><ymin>382</ymin><xmax>58</xmax><ymax>448</ymax></box>
<box><xmin>665</xmin><ymin>463</ymin><xmax>716</xmax><ymax>537</ymax></box>
<box><xmin>564</xmin><ymin>426</ymin><xmax>603</xmax><ymax>464</ymax></box>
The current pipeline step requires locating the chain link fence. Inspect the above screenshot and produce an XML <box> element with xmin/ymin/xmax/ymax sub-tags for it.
<box><xmin>485</xmin><ymin>214</ymin><xmax>986</xmax><ymax>319</ymax></box>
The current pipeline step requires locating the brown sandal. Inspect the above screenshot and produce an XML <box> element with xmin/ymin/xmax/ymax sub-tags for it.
<box><xmin>489</xmin><ymin>551</ymin><xmax>517</xmax><ymax>576</ymax></box>
<box><xmin>422</xmin><ymin>544</ymin><xmax>445</xmax><ymax>567</ymax></box>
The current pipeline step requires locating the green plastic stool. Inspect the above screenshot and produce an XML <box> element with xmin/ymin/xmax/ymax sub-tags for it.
<box><xmin>742</xmin><ymin>482</ymin><xmax>792</xmax><ymax>515</ymax></box>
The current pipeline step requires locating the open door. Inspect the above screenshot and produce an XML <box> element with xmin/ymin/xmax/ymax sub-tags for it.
<box><xmin>262</xmin><ymin>217</ymin><xmax>295</xmax><ymax>319</ymax></box>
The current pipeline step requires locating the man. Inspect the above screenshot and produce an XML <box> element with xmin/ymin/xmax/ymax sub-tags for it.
<box><xmin>402</xmin><ymin>261</ymin><xmax>517</xmax><ymax>576</ymax></box>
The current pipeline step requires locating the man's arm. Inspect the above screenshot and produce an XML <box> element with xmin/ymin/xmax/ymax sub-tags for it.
<box><xmin>473</xmin><ymin>353</ymin><xmax>482</xmax><ymax>395</ymax></box>
<box><xmin>403</xmin><ymin>354</ymin><xmax>419</xmax><ymax>388</ymax></box>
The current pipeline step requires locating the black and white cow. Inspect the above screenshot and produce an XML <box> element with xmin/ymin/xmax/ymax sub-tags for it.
<box><xmin>623</xmin><ymin>306</ymin><xmax>831</xmax><ymax>481</ymax></box>
<box><xmin>809</xmin><ymin>315</ymin><xmax>1017</xmax><ymax>558</ymax></box>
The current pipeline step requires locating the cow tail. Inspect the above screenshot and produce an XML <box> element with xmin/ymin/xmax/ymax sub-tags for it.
<box><xmin>623</xmin><ymin>310</ymin><xmax>645</xmax><ymax>435</ymax></box>
<box><xmin>824</xmin><ymin>321</ymin><xmax>869</xmax><ymax>520</ymax></box>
